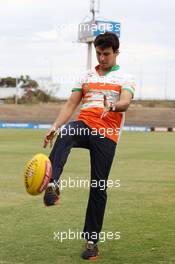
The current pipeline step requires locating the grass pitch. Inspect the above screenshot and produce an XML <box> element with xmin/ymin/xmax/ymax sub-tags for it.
<box><xmin>0</xmin><ymin>129</ymin><xmax>175</xmax><ymax>264</ymax></box>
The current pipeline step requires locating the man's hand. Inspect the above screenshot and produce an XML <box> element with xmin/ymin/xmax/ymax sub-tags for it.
<box><xmin>101</xmin><ymin>90</ymin><xmax>133</xmax><ymax>119</ymax></box>
<box><xmin>43</xmin><ymin>126</ymin><xmax>59</xmax><ymax>148</ymax></box>
<box><xmin>43</xmin><ymin>91</ymin><xmax>82</xmax><ymax>148</ymax></box>
<box><xmin>101</xmin><ymin>95</ymin><xmax>112</xmax><ymax>119</ymax></box>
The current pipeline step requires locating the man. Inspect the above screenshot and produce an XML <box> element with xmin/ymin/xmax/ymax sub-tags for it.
<box><xmin>43</xmin><ymin>32</ymin><xmax>135</xmax><ymax>260</ymax></box>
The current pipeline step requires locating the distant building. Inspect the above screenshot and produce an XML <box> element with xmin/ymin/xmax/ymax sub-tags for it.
<box><xmin>0</xmin><ymin>87</ymin><xmax>25</xmax><ymax>100</ymax></box>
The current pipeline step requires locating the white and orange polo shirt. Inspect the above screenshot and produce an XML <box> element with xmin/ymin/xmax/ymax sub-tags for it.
<box><xmin>72</xmin><ymin>65</ymin><xmax>135</xmax><ymax>143</ymax></box>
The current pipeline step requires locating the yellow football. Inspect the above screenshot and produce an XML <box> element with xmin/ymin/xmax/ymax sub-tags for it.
<box><xmin>24</xmin><ymin>153</ymin><xmax>52</xmax><ymax>195</ymax></box>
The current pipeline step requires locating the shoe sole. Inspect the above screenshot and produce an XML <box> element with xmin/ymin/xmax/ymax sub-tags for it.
<box><xmin>81</xmin><ymin>252</ymin><xmax>99</xmax><ymax>260</ymax></box>
<box><xmin>44</xmin><ymin>195</ymin><xmax>61</xmax><ymax>207</ymax></box>
<box><xmin>89</xmin><ymin>256</ymin><xmax>98</xmax><ymax>260</ymax></box>
<box><xmin>81</xmin><ymin>255</ymin><xmax>99</xmax><ymax>261</ymax></box>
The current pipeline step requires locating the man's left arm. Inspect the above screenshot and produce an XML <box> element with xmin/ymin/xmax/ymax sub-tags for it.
<box><xmin>101</xmin><ymin>90</ymin><xmax>133</xmax><ymax>118</ymax></box>
<box><xmin>111</xmin><ymin>90</ymin><xmax>133</xmax><ymax>112</ymax></box>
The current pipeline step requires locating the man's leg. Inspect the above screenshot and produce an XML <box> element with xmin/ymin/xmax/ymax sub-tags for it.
<box><xmin>49</xmin><ymin>121</ymin><xmax>90</xmax><ymax>183</ymax></box>
<box><xmin>49</xmin><ymin>124</ymin><xmax>74</xmax><ymax>184</ymax></box>
<box><xmin>44</xmin><ymin>121</ymin><xmax>90</xmax><ymax>206</ymax></box>
<box><xmin>82</xmin><ymin>135</ymin><xmax>117</xmax><ymax>243</ymax></box>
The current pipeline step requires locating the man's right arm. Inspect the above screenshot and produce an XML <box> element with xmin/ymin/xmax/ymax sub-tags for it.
<box><xmin>43</xmin><ymin>91</ymin><xmax>82</xmax><ymax>148</ymax></box>
<box><xmin>53</xmin><ymin>91</ymin><xmax>82</xmax><ymax>129</ymax></box>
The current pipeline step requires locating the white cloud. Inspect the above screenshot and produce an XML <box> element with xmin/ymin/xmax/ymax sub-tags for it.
<box><xmin>35</xmin><ymin>30</ymin><xmax>59</xmax><ymax>41</ymax></box>
<box><xmin>0</xmin><ymin>0</ymin><xmax>175</xmax><ymax>99</ymax></box>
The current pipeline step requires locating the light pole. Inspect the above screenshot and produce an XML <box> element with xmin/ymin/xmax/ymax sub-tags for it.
<box><xmin>87</xmin><ymin>0</ymin><xmax>100</xmax><ymax>69</ymax></box>
<box><xmin>139</xmin><ymin>62</ymin><xmax>143</xmax><ymax>99</ymax></box>
<box><xmin>164</xmin><ymin>63</ymin><xmax>174</xmax><ymax>100</ymax></box>
<box><xmin>132</xmin><ymin>56</ymin><xmax>143</xmax><ymax>100</ymax></box>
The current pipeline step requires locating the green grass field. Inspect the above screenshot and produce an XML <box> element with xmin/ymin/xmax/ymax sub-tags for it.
<box><xmin>0</xmin><ymin>129</ymin><xmax>175</xmax><ymax>264</ymax></box>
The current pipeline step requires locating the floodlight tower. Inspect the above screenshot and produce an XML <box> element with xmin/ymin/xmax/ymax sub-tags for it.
<box><xmin>78</xmin><ymin>0</ymin><xmax>120</xmax><ymax>70</ymax></box>
<box><xmin>87</xmin><ymin>0</ymin><xmax>100</xmax><ymax>69</ymax></box>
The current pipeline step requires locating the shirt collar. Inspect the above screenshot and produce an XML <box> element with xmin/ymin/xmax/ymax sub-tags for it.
<box><xmin>95</xmin><ymin>64</ymin><xmax>120</xmax><ymax>76</ymax></box>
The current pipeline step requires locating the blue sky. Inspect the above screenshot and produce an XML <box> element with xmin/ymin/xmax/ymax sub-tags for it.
<box><xmin>0</xmin><ymin>0</ymin><xmax>174</xmax><ymax>99</ymax></box>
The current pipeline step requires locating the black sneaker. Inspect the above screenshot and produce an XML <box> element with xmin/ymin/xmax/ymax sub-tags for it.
<box><xmin>81</xmin><ymin>241</ymin><xmax>99</xmax><ymax>260</ymax></box>
<box><xmin>43</xmin><ymin>182</ymin><xmax>60</xmax><ymax>206</ymax></box>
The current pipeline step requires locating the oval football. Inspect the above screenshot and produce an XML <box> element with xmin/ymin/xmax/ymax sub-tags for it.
<box><xmin>24</xmin><ymin>153</ymin><xmax>52</xmax><ymax>195</ymax></box>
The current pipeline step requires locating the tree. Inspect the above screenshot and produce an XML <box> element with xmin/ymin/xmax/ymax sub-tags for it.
<box><xmin>0</xmin><ymin>76</ymin><xmax>38</xmax><ymax>88</ymax></box>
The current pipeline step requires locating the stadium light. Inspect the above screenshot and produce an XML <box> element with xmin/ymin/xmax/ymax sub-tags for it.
<box><xmin>87</xmin><ymin>0</ymin><xmax>100</xmax><ymax>69</ymax></box>
<box><xmin>78</xmin><ymin>0</ymin><xmax>120</xmax><ymax>69</ymax></box>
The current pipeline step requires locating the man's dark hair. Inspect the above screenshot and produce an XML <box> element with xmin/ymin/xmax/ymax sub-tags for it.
<box><xmin>94</xmin><ymin>32</ymin><xmax>120</xmax><ymax>53</ymax></box>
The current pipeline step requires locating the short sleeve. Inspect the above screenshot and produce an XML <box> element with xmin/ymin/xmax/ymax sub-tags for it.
<box><xmin>121</xmin><ymin>74</ymin><xmax>136</xmax><ymax>98</ymax></box>
<box><xmin>71</xmin><ymin>72</ymin><xmax>87</xmax><ymax>93</ymax></box>
<box><xmin>72</xmin><ymin>86</ymin><xmax>82</xmax><ymax>92</ymax></box>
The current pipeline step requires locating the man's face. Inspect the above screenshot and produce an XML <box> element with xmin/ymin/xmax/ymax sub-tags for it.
<box><xmin>95</xmin><ymin>46</ymin><xmax>118</xmax><ymax>70</ymax></box>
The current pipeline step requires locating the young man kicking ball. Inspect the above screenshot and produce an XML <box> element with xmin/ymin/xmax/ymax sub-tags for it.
<box><xmin>43</xmin><ymin>32</ymin><xmax>135</xmax><ymax>260</ymax></box>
